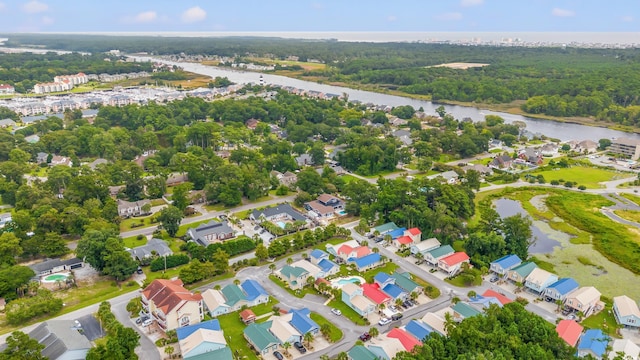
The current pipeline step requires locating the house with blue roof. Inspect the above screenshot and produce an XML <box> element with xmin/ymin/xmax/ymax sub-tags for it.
<box><xmin>354</xmin><ymin>253</ymin><xmax>382</xmax><ymax>271</ymax></box>
<box><xmin>490</xmin><ymin>254</ymin><xmax>522</xmax><ymax>276</ymax></box>
<box><xmin>388</xmin><ymin>227</ymin><xmax>407</xmax><ymax>240</ymax></box>
<box><xmin>404</xmin><ymin>320</ymin><xmax>432</xmax><ymax>342</ymax></box>
<box><xmin>576</xmin><ymin>329</ymin><xmax>609</xmax><ymax>359</ymax></box>
<box><xmin>544</xmin><ymin>278</ymin><xmax>579</xmax><ymax>302</ymax></box>
<box><xmin>316</xmin><ymin>258</ymin><xmax>339</xmax><ymax>277</ymax></box>
<box><xmin>309</xmin><ymin>249</ymin><xmax>328</xmax><ymax>263</ymax></box>
<box><xmin>176</xmin><ymin>320</ymin><xmax>231</xmax><ymax>360</ymax></box>
<box><xmin>373</xmin><ymin>273</ymin><xmax>394</xmax><ymax>288</ymax></box>
<box><xmin>288</xmin><ymin>308</ymin><xmax>319</xmax><ymax>335</ymax></box>
<box><xmin>382</xmin><ymin>283</ymin><xmax>408</xmax><ymax>301</ymax></box>
<box><xmin>176</xmin><ymin>319</ymin><xmax>222</xmax><ymax>340</ymax></box>
<box><xmin>241</xmin><ymin>279</ymin><xmax>269</xmax><ymax>306</ymax></box>
<box><xmin>469</xmin><ymin>295</ymin><xmax>504</xmax><ymax>309</ymax></box>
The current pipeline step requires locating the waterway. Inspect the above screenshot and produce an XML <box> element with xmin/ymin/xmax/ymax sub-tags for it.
<box><xmin>133</xmin><ymin>56</ymin><xmax>640</xmax><ymax>142</ymax></box>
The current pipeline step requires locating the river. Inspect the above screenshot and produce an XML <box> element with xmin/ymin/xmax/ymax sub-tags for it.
<box><xmin>133</xmin><ymin>56</ymin><xmax>640</xmax><ymax>142</ymax></box>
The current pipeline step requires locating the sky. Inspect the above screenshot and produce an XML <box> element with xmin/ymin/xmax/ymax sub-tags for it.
<box><xmin>0</xmin><ymin>0</ymin><xmax>637</xmax><ymax>33</ymax></box>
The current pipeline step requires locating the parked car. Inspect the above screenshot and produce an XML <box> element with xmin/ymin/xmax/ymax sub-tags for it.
<box><xmin>136</xmin><ymin>267</ymin><xmax>143</xmax><ymax>275</ymax></box>
<box><xmin>293</xmin><ymin>342</ymin><xmax>307</xmax><ymax>353</ymax></box>
<box><xmin>567</xmin><ymin>314</ymin><xmax>577</xmax><ymax>320</ymax></box>
<box><xmin>359</xmin><ymin>332</ymin><xmax>372</xmax><ymax>342</ymax></box>
<box><xmin>378</xmin><ymin>317</ymin><xmax>392</xmax><ymax>326</ymax></box>
<box><xmin>545</xmin><ymin>297</ymin><xmax>553</xmax><ymax>302</ymax></box>
<box><xmin>273</xmin><ymin>351</ymin><xmax>284</xmax><ymax>360</ymax></box>
<box><xmin>142</xmin><ymin>319</ymin><xmax>153</xmax><ymax>327</ymax></box>
<box><xmin>561</xmin><ymin>309</ymin><xmax>571</xmax><ymax>316</ymax></box>
<box><xmin>389</xmin><ymin>305</ymin><xmax>398</xmax><ymax>312</ymax></box>
<box><xmin>415</xmin><ymin>259</ymin><xmax>424</xmax><ymax>265</ymax></box>
<box><xmin>331</xmin><ymin>308</ymin><xmax>342</xmax><ymax>316</ymax></box>
<box><xmin>391</xmin><ymin>313</ymin><xmax>403</xmax><ymax>321</ymax></box>
<box><xmin>489</xmin><ymin>276</ymin><xmax>499</xmax><ymax>283</ymax></box>
<box><xmin>135</xmin><ymin>317</ymin><xmax>142</xmax><ymax>325</ymax></box>
<box><xmin>403</xmin><ymin>300</ymin><xmax>413</xmax><ymax>308</ymax></box>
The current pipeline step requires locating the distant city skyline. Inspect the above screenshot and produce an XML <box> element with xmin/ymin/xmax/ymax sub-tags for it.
<box><xmin>0</xmin><ymin>1</ymin><xmax>637</xmax><ymax>34</ymax></box>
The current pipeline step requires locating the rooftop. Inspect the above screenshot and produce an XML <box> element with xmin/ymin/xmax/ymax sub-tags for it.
<box><xmin>556</xmin><ymin>320</ymin><xmax>583</xmax><ymax>347</ymax></box>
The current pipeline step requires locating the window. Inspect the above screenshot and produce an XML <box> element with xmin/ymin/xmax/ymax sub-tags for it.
<box><xmin>180</xmin><ymin>316</ymin><xmax>190</xmax><ymax>327</ymax></box>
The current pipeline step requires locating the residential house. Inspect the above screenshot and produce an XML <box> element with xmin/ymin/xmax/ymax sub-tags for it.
<box><xmin>556</xmin><ymin>319</ymin><xmax>584</xmax><ymax>347</ymax></box>
<box><xmin>317</xmin><ymin>193</ymin><xmax>344</xmax><ymax>210</ymax></box>
<box><xmin>186</xmin><ymin>220</ymin><xmax>235</xmax><ymax>246</ymax></box>
<box><xmin>507</xmin><ymin>262</ymin><xmax>538</xmax><ymax>284</ymax></box>
<box><xmin>240</xmin><ymin>309</ymin><xmax>256</xmax><ymax>324</ymax></box>
<box><xmin>176</xmin><ymin>320</ymin><xmax>231</xmax><ymax>360</ymax></box>
<box><xmin>488</xmin><ymin>139</ymin><xmax>503</xmax><ymax>149</ymax></box>
<box><xmin>245</xmin><ymin>118</ymin><xmax>259</xmax><ymax>130</ymax></box>
<box><xmin>577</xmin><ymin>140</ymin><xmax>599</xmax><ymax>154</ymax></box>
<box><xmin>337</xmin><ymin>244</ymin><xmax>371</xmax><ymax>262</ymax></box>
<box><xmin>304</xmin><ymin>200</ymin><xmax>336</xmax><ymax>220</ymax></box>
<box><xmin>544</xmin><ymin>278</ymin><xmax>580</xmax><ymax>302</ymax></box>
<box><xmin>348</xmin><ymin>345</ymin><xmax>378</xmax><ymax>360</ymax></box>
<box><xmin>390</xmin><ymin>271</ymin><xmax>422</xmax><ymax>295</ymax></box>
<box><xmin>117</xmin><ymin>199</ymin><xmax>151</xmax><ymax>218</ymax></box>
<box><xmin>241</xmin><ymin>279</ymin><xmax>270</xmax><ymax>307</ymax></box>
<box><xmin>0</xmin><ymin>118</ymin><xmax>16</xmax><ymax>128</ymax></box>
<box><xmin>308</xmin><ymin>249</ymin><xmax>339</xmax><ymax>277</ymax></box>
<box><xmin>24</xmin><ymin>134</ymin><xmax>40</xmax><ymax>143</ymax></box>
<box><xmin>371</xmin><ymin>222</ymin><xmax>399</xmax><ymax>236</ymax></box>
<box><xmin>290</xmin><ymin>259</ymin><xmax>323</xmax><ymax>279</ymax></box>
<box><xmin>524</xmin><ymin>268</ymin><xmax>558</xmax><ymax>295</ymax></box>
<box><xmin>388</xmin><ymin>227</ymin><xmax>407</xmax><ymax>240</ymax></box>
<box><xmin>540</xmin><ymin>143</ymin><xmax>559</xmax><ymax>156</ymax></box>
<box><xmin>271</xmin><ymin>171</ymin><xmax>297</xmax><ymax>187</ymax></box>
<box><xmin>489</xmin><ymin>155</ymin><xmax>513</xmax><ymax>169</ymax></box>
<box><xmin>609</xmin><ymin>339</ymin><xmax>640</xmax><ymax>360</ymax></box>
<box><xmin>127</xmin><ymin>238</ymin><xmax>172</xmax><ymax>261</ymax></box>
<box><xmin>565</xmin><ymin>287</ymin><xmax>603</xmax><ymax>318</ymax></box>
<box><xmin>28</xmin><ymin>257</ymin><xmax>84</xmax><ymax>277</ymax></box>
<box><xmin>410</xmin><ymin>238</ymin><xmax>441</xmax><ymax>256</ymax></box>
<box><xmin>295</xmin><ymin>153</ymin><xmax>314</xmax><ymax>167</ymax></box>
<box><xmin>27</xmin><ymin>320</ymin><xmax>92</xmax><ymax>360</ymax></box>
<box><xmin>469</xmin><ymin>295</ymin><xmax>505</xmax><ymax>309</ymax></box>
<box><xmin>87</xmin><ymin>158</ymin><xmax>108</xmax><ymax>170</ymax></box>
<box><xmin>243</xmin><ymin>323</ymin><xmax>279</xmax><ymax>355</ymax></box>
<box><xmin>393</xmin><ymin>129</ymin><xmax>413</xmax><ymax>147</ymax></box>
<box><xmin>387</xmin><ymin>328</ymin><xmax>421</xmax><ymax>352</ymax></box>
<box><xmin>424</xmin><ymin>245</ymin><xmax>455</xmax><ymax>266</ymax></box>
<box><xmin>201</xmin><ymin>289</ymin><xmax>231</xmax><ymax>317</ymax></box>
<box><xmin>249</xmin><ymin>203</ymin><xmax>307</xmax><ymax>223</ymax></box>
<box><xmin>108</xmin><ymin>185</ymin><xmax>125</xmax><ymax>197</ymax></box>
<box><xmin>613</xmin><ymin>295</ymin><xmax>640</xmax><ymax>328</ymax></box>
<box><xmin>518</xmin><ymin>147</ymin><xmax>543</xmax><ymax>165</ymax></box>
<box><xmin>266</xmin><ymin>317</ymin><xmax>301</xmax><ymax>345</ymax></box>
<box><xmin>288</xmin><ymin>308</ymin><xmax>320</xmax><ymax>336</ymax></box>
<box><xmin>398</xmin><ymin>228</ymin><xmax>421</xmax><ymax>245</ymax></box>
<box><xmin>374</xmin><ymin>273</ymin><xmax>408</xmax><ymax>301</ymax></box>
<box><xmin>451</xmin><ymin>302</ymin><xmax>482</xmax><ymax>322</ymax></box>
<box><xmin>141</xmin><ymin>279</ymin><xmax>204</xmax><ymax>331</ymax></box>
<box><xmin>438</xmin><ymin>252</ymin><xmax>470</xmax><ymax>276</ymax></box>
<box><xmin>166</xmin><ymin>172</ymin><xmax>189</xmax><ymax>186</ymax></box>
<box><xmin>361</xmin><ymin>283</ymin><xmax>391</xmax><ymax>307</ymax></box>
<box><xmin>354</xmin><ymin>253</ymin><xmax>382</xmax><ymax>271</ymax></box>
<box><xmin>278</xmin><ymin>265</ymin><xmax>310</xmax><ymax>290</ymax></box>
<box><xmin>404</xmin><ymin>320</ymin><xmax>433</xmax><ymax>342</ymax></box>
<box><xmin>342</xmin><ymin>283</ymin><xmax>376</xmax><ymax>316</ymax></box>
<box><xmin>0</xmin><ymin>84</ymin><xmax>14</xmax><ymax>94</ymax></box>
<box><xmin>428</xmin><ymin>170</ymin><xmax>459</xmax><ymax>184</ymax></box>
<box><xmin>462</xmin><ymin>163</ymin><xmax>493</xmax><ymax>176</ymax></box>
<box><xmin>366</xmin><ymin>336</ymin><xmax>405</xmax><ymax>360</ymax></box>
<box><xmin>489</xmin><ymin>254</ymin><xmax>522</xmax><ymax>276</ymax></box>
<box><xmin>36</xmin><ymin>152</ymin><xmax>49</xmax><ymax>164</ymax></box>
<box><xmin>50</xmin><ymin>155</ymin><xmax>72</xmax><ymax>167</ymax></box>
<box><xmin>576</xmin><ymin>329</ymin><xmax>609</xmax><ymax>359</ymax></box>
<box><xmin>421</xmin><ymin>312</ymin><xmax>448</xmax><ymax>336</ymax></box>
<box><xmin>481</xmin><ymin>290</ymin><xmax>513</xmax><ymax>305</ymax></box>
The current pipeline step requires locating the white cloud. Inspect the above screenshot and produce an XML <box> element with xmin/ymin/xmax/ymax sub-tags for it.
<box><xmin>387</xmin><ymin>15</ymin><xmax>397</xmax><ymax>22</ymax></box>
<box><xmin>436</xmin><ymin>12</ymin><xmax>463</xmax><ymax>21</ymax></box>
<box><xmin>41</xmin><ymin>15</ymin><xmax>54</xmax><ymax>25</ymax></box>
<box><xmin>622</xmin><ymin>15</ymin><xmax>633</xmax><ymax>22</ymax></box>
<box><xmin>22</xmin><ymin>0</ymin><xmax>48</xmax><ymax>13</ymax></box>
<box><xmin>133</xmin><ymin>11</ymin><xmax>158</xmax><ymax>23</ymax></box>
<box><xmin>551</xmin><ymin>8</ymin><xmax>575</xmax><ymax>17</ymax></box>
<box><xmin>460</xmin><ymin>0</ymin><xmax>484</xmax><ymax>7</ymax></box>
<box><xmin>181</xmin><ymin>6</ymin><xmax>207</xmax><ymax>23</ymax></box>
<box><xmin>0</xmin><ymin>3</ymin><xmax>5</xmax><ymax>11</ymax></box>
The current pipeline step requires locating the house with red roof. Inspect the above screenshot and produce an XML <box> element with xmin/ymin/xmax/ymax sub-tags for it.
<box><xmin>387</xmin><ymin>328</ymin><xmax>421</xmax><ymax>352</ymax></box>
<box><xmin>141</xmin><ymin>279</ymin><xmax>204</xmax><ymax>331</ymax></box>
<box><xmin>438</xmin><ymin>252</ymin><xmax>470</xmax><ymax>276</ymax></box>
<box><xmin>556</xmin><ymin>319</ymin><xmax>584</xmax><ymax>347</ymax></box>
<box><xmin>362</xmin><ymin>283</ymin><xmax>391</xmax><ymax>306</ymax></box>
<box><xmin>405</xmin><ymin>228</ymin><xmax>421</xmax><ymax>243</ymax></box>
<box><xmin>482</xmin><ymin>289</ymin><xmax>513</xmax><ymax>306</ymax></box>
<box><xmin>337</xmin><ymin>244</ymin><xmax>371</xmax><ymax>262</ymax></box>
<box><xmin>395</xmin><ymin>236</ymin><xmax>414</xmax><ymax>247</ymax></box>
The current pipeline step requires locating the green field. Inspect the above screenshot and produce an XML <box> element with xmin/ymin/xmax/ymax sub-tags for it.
<box><xmin>217</xmin><ymin>313</ymin><xmax>259</xmax><ymax>360</ymax></box>
<box><xmin>123</xmin><ymin>235</ymin><xmax>148</xmax><ymax>248</ymax></box>
<box><xmin>327</xmin><ymin>299</ymin><xmax>367</xmax><ymax>326</ymax></box>
<box><xmin>531</xmin><ymin>166</ymin><xmax>623</xmax><ymax>188</ymax></box>
<box><xmin>310</xmin><ymin>312</ymin><xmax>343</xmax><ymax>343</ymax></box>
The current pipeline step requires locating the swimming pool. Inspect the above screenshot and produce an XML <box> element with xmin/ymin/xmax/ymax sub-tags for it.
<box><xmin>337</xmin><ymin>210</ymin><xmax>347</xmax><ymax>216</ymax></box>
<box><xmin>42</xmin><ymin>273</ymin><xmax>69</xmax><ymax>283</ymax></box>
<box><xmin>277</xmin><ymin>221</ymin><xmax>286</xmax><ymax>229</ymax></box>
<box><xmin>330</xmin><ymin>276</ymin><xmax>366</xmax><ymax>288</ymax></box>
<box><xmin>337</xmin><ymin>277</ymin><xmax>361</xmax><ymax>285</ymax></box>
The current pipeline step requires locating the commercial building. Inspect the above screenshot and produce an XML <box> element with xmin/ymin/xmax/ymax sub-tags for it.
<box><xmin>610</xmin><ymin>137</ymin><xmax>640</xmax><ymax>160</ymax></box>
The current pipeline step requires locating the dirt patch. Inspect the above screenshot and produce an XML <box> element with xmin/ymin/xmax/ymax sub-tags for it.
<box><xmin>427</xmin><ymin>62</ymin><xmax>490</xmax><ymax>70</ymax></box>
<box><xmin>530</xmin><ymin>195</ymin><xmax>549</xmax><ymax>212</ymax></box>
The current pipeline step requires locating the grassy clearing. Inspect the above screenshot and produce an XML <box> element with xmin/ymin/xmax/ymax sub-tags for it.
<box><xmin>234</xmin><ymin>209</ymin><xmax>252</xmax><ymax>220</ymax></box>
<box><xmin>530</xmin><ymin>256</ymin><xmax>556</xmax><ymax>273</ymax></box>
<box><xmin>176</xmin><ymin>219</ymin><xmax>216</xmax><ymax>237</ymax></box>
<box><xmin>327</xmin><ymin>299</ymin><xmax>367</xmax><ymax>326</ymax></box>
<box><xmin>531</xmin><ymin>166</ymin><xmax>622</xmax><ymax>189</ymax></box>
<box><xmin>581</xmin><ymin>301</ymin><xmax>621</xmax><ymax>338</ymax></box>
<box><xmin>412</xmin><ymin>276</ymin><xmax>441</xmax><ymax>298</ymax></box>
<box><xmin>150</xmin><ymin>199</ymin><xmax>166</xmax><ymax>207</ymax></box>
<box><xmin>119</xmin><ymin>215</ymin><xmax>157</xmax><ymax>232</ymax></box>
<box><xmin>217</xmin><ymin>312</ymin><xmax>259</xmax><ymax>360</ymax></box>
<box><xmin>123</xmin><ymin>235</ymin><xmax>148</xmax><ymax>248</ymax></box>
<box><xmin>614</xmin><ymin>210</ymin><xmax>640</xmax><ymax>224</ymax></box>
<box><xmin>310</xmin><ymin>313</ymin><xmax>343</xmax><ymax>343</ymax></box>
<box><xmin>340</xmin><ymin>174</ymin><xmax>359</xmax><ymax>184</ymax></box>
<box><xmin>619</xmin><ymin>193</ymin><xmax>640</xmax><ymax>205</ymax></box>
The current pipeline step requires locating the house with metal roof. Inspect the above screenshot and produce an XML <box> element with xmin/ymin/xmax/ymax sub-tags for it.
<box><xmin>277</xmin><ymin>265</ymin><xmax>310</xmax><ymax>290</ymax></box>
<box><xmin>556</xmin><ymin>319</ymin><xmax>583</xmax><ymax>347</ymax></box>
<box><xmin>507</xmin><ymin>262</ymin><xmax>538</xmax><ymax>284</ymax></box>
<box><xmin>524</xmin><ymin>268</ymin><xmax>558</xmax><ymax>295</ymax></box>
<box><xmin>469</xmin><ymin>295</ymin><xmax>504</xmax><ymax>309</ymax></box>
<box><xmin>438</xmin><ymin>252</ymin><xmax>470</xmax><ymax>276</ymax></box>
<box><xmin>288</xmin><ymin>308</ymin><xmax>319</xmax><ymax>335</ymax></box>
<box><xmin>421</xmin><ymin>312</ymin><xmax>447</xmax><ymax>336</ymax></box>
<box><xmin>410</xmin><ymin>238</ymin><xmax>441</xmax><ymax>256</ymax></box>
<box><xmin>404</xmin><ymin>320</ymin><xmax>433</xmax><ymax>342</ymax></box>
<box><xmin>186</xmin><ymin>220</ymin><xmax>235</xmax><ymax>246</ymax></box>
<box><xmin>243</xmin><ymin>323</ymin><xmax>279</xmax><ymax>355</ymax></box>
<box><xmin>388</xmin><ymin>227</ymin><xmax>407</xmax><ymax>240</ymax></box>
<box><xmin>481</xmin><ymin>290</ymin><xmax>513</xmax><ymax>306</ymax></box>
<box><xmin>366</xmin><ymin>336</ymin><xmax>405</xmax><ymax>360</ymax></box>
<box><xmin>361</xmin><ymin>283</ymin><xmax>391</xmax><ymax>306</ymax></box>
<box><xmin>348</xmin><ymin>345</ymin><xmax>378</xmax><ymax>360</ymax></box>
<box><xmin>201</xmin><ymin>289</ymin><xmax>231</xmax><ymax>317</ymax></box>
<box><xmin>221</xmin><ymin>284</ymin><xmax>248</xmax><ymax>308</ymax></box>
<box><xmin>342</xmin><ymin>283</ymin><xmax>376</xmax><ymax>316</ymax></box>
<box><xmin>26</xmin><ymin>320</ymin><xmax>92</xmax><ymax>360</ymax></box>
<box><xmin>201</xmin><ymin>280</ymin><xmax>269</xmax><ymax>316</ymax></box>
<box><xmin>565</xmin><ymin>287</ymin><xmax>603</xmax><ymax>318</ymax></box>
<box><xmin>249</xmin><ymin>203</ymin><xmax>307</xmax><ymax>223</ymax></box>
<box><xmin>371</xmin><ymin>222</ymin><xmax>399</xmax><ymax>235</ymax></box>
<box><xmin>354</xmin><ymin>253</ymin><xmax>382</xmax><ymax>271</ymax></box>
<box><xmin>126</xmin><ymin>238</ymin><xmax>172</xmax><ymax>260</ymax></box>
<box><xmin>177</xmin><ymin>320</ymin><xmax>229</xmax><ymax>359</ymax></box>
<box><xmin>241</xmin><ymin>279</ymin><xmax>269</xmax><ymax>305</ymax></box>
<box><xmin>544</xmin><ymin>278</ymin><xmax>579</xmax><ymax>302</ymax></box>
<box><xmin>387</xmin><ymin>328</ymin><xmax>421</xmax><ymax>352</ymax></box>
<box><xmin>424</xmin><ymin>245</ymin><xmax>454</xmax><ymax>266</ymax></box>
<box><xmin>576</xmin><ymin>329</ymin><xmax>609</xmax><ymax>359</ymax></box>
<box><xmin>609</xmin><ymin>339</ymin><xmax>640</xmax><ymax>360</ymax></box>
<box><xmin>29</xmin><ymin>257</ymin><xmax>84</xmax><ymax>277</ymax></box>
<box><xmin>613</xmin><ymin>295</ymin><xmax>640</xmax><ymax>328</ymax></box>
<box><xmin>489</xmin><ymin>254</ymin><xmax>522</xmax><ymax>276</ymax></box>
<box><xmin>451</xmin><ymin>302</ymin><xmax>482</xmax><ymax>322</ymax></box>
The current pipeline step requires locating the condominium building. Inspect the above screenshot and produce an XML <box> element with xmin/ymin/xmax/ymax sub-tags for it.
<box><xmin>610</xmin><ymin>137</ymin><xmax>640</xmax><ymax>160</ymax></box>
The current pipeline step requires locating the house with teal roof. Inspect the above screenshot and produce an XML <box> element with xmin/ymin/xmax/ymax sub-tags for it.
<box><xmin>243</xmin><ymin>323</ymin><xmax>279</xmax><ymax>355</ymax></box>
<box><xmin>451</xmin><ymin>302</ymin><xmax>482</xmax><ymax>322</ymax></box>
<box><xmin>278</xmin><ymin>265</ymin><xmax>310</xmax><ymax>290</ymax></box>
<box><xmin>372</xmin><ymin>222</ymin><xmax>399</xmax><ymax>235</ymax></box>
<box><xmin>424</xmin><ymin>245</ymin><xmax>454</xmax><ymax>266</ymax></box>
<box><xmin>390</xmin><ymin>271</ymin><xmax>422</xmax><ymax>294</ymax></box>
<box><xmin>221</xmin><ymin>283</ymin><xmax>247</xmax><ymax>308</ymax></box>
<box><xmin>348</xmin><ymin>345</ymin><xmax>378</xmax><ymax>360</ymax></box>
<box><xmin>507</xmin><ymin>262</ymin><xmax>538</xmax><ymax>284</ymax></box>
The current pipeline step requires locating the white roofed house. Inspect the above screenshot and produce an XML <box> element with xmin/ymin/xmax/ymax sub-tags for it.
<box><xmin>613</xmin><ymin>295</ymin><xmax>640</xmax><ymax>329</ymax></box>
<box><xmin>410</xmin><ymin>238</ymin><xmax>441</xmax><ymax>257</ymax></box>
<box><xmin>523</xmin><ymin>268</ymin><xmax>558</xmax><ymax>296</ymax></box>
<box><xmin>117</xmin><ymin>199</ymin><xmax>151</xmax><ymax>218</ymax></box>
<box><xmin>564</xmin><ymin>287</ymin><xmax>603</xmax><ymax>318</ymax></box>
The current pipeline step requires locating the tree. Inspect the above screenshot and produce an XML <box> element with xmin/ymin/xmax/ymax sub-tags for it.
<box><xmin>502</xmin><ymin>214</ymin><xmax>533</xmax><ymax>260</ymax></box>
<box><xmin>211</xmin><ymin>248</ymin><xmax>229</xmax><ymax>274</ymax></box>
<box><xmin>598</xmin><ymin>138</ymin><xmax>612</xmax><ymax>150</ymax></box>
<box><xmin>309</xmin><ymin>142</ymin><xmax>326</xmax><ymax>166</ymax></box>
<box><xmin>0</xmin><ymin>232</ymin><xmax>22</xmax><ymax>265</ymax></box>
<box><xmin>102</xmin><ymin>237</ymin><xmax>138</xmax><ymax>281</ymax></box>
<box><xmin>164</xmin><ymin>345</ymin><xmax>174</xmax><ymax>359</ymax></box>
<box><xmin>269</xmin><ymin>263</ymin><xmax>276</xmax><ymax>273</ymax></box>
<box><xmin>369</xmin><ymin>327</ymin><xmax>379</xmax><ymax>338</ymax></box>
<box><xmin>76</xmin><ymin>228</ymin><xmax>119</xmax><ymax>272</ymax></box>
<box><xmin>282</xmin><ymin>342</ymin><xmax>291</xmax><ymax>356</ymax></box>
<box><xmin>303</xmin><ymin>331</ymin><xmax>314</xmax><ymax>348</ymax></box>
<box><xmin>464</xmin><ymin>169</ymin><xmax>481</xmax><ymax>191</ymax></box>
<box><xmin>158</xmin><ymin>206</ymin><xmax>183</xmax><ymax>237</ymax></box>
<box><xmin>295</xmin><ymin>167</ymin><xmax>325</xmax><ymax>195</ymax></box>
<box><xmin>126</xmin><ymin>297</ymin><xmax>142</xmax><ymax>316</ymax></box>
<box><xmin>1</xmin><ymin>331</ymin><xmax>46</xmax><ymax>360</ymax></box>
<box><xmin>320</xmin><ymin>324</ymin><xmax>332</xmax><ymax>340</ymax></box>
<box><xmin>171</xmin><ymin>182</ymin><xmax>193</xmax><ymax>211</ymax></box>
<box><xmin>255</xmin><ymin>243</ymin><xmax>268</xmax><ymax>261</ymax></box>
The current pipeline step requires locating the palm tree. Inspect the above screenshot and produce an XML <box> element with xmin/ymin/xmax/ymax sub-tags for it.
<box><xmin>234</xmin><ymin>279</ymin><xmax>241</xmax><ymax>285</ymax></box>
<box><xmin>320</xmin><ymin>324</ymin><xmax>331</xmax><ymax>340</ymax></box>
<box><xmin>372</xmin><ymin>247</ymin><xmax>379</xmax><ymax>253</ymax></box>
<box><xmin>214</xmin><ymin>284</ymin><xmax>221</xmax><ymax>290</ymax></box>
<box><xmin>303</xmin><ymin>331</ymin><xmax>314</xmax><ymax>348</ymax></box>
<box><xmin>164</xmin><ymin>345</ymin><xmax>174</xmax><ymax>359</ymax></box>
<box><xmin>282</xmin><ymin>342</ymin><xmax>291</xmax><ymax>356</ymax></box>
<box><xmin>410</xmin><ymin>291</ymin><xmax>419</xmax><ymax>301</ymax></box>
<box><xmin>306</xmin><ymin>276</ymin><xmax>315</xmax><ymax>287</ymax></box>
<box><xmin>467</xmin><ymin>290</ymin><xmax>477</xmax><ymax>299</ymax></box>
<box><xmin>336</xmin><ymin>351</ymin><xmax>348</xmax><ymax>360</ymax></box>
<box><xmin>555</xmin><ymin>299</ymin><xmax>563</xmax><ymax>312</ymax></box>
<box><xmin>318</xmin><ymin>282</ymin><xmax>329</xmax><ymax>296</ymax></box>
<box><xmin>269</xmin><ymin>263</ymin><xmax>276</xmax><ymax>274</ymax></box>
<box><xmin>395</xmin><ymin>298</ymin><xmax>403</xmax><ymax>308</ymax></box>
<box><xmin>286</xmin><ymin>257</ymin><xmax>293</xmax><ymax>265</ymax></box>
<box><xmin>369</xmin><ymin>327</ymin><xmax>379</xmax><ymax>338</ymax></box>
<box><xmin>360</xmin><ymin>240</ymin><xmax>368</xmax><ymax>247</ymax></box>
<box><xmin>320</xmin><ymin>355</ymin><xmax>330</xmax><ymax>360</ymax></box>
<box><xmin>301</xmin><ymin>252</ymin><xmax>307</xmax><ymax>260</ymax></box>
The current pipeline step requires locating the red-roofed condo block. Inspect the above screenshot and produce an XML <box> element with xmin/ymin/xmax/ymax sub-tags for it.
<box><xmin>141</xmin><ymin>279</ymin><xmax>204</xmax><ymax>332</ymax></box>
<box><xmin>438</xmin><ymin>252</ymin><xmax>470</xmax><ymax>276</ymax></box>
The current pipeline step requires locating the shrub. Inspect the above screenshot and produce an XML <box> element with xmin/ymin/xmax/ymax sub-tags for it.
<box><xmin>578</xmin><ymin>185</ymin><xmax>586</xmax><ymax>190</ymax></box>
<box><xmin>150</xmin><ymin>254</ymin><xmax>190</xmax><ymax>272</ymax></box>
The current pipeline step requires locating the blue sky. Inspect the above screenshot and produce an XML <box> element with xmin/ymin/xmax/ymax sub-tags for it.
<box><xmin>0</xmin><ymin>0</ymin><xmax>637</xmax><ymax>33</ymax></box>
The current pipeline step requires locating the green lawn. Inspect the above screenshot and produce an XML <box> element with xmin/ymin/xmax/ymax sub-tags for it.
<box><xmin>445</xmin><ymin>272</ymin><xmax>482</xmax><ymax>287</ymax></box>
<box><xmin>234</xmin><ymin>209</ymin><xmax>252</xmax><ymax>220</ymax></box>
<box><xmin>614</xmin><ymin>210</ymin><xmax>640</xmax><ymax>224</ymax></box>
<box><xmin>532</xmin><ymin>166</ymin><xmax>621</xmax><ymax>189</ymax></box>
<box><xmin>248</xmin><ymin>297</ymin><xmax>279</xmax><ymax>316</ymax></box>
<box><xmin>530</xmin><ymin>256</ymin><xmax>556</xmax><ymax>273</ymax></box>
<box><xmin>150</xmin><ymin>199</ymin><xmax>166</xmax><ymax>207</ymax></box>
<box><xmin>176</xmin><ymin>218</ymin><xmax>217</xmax><ymax>237</ymax></box>
<box><xmin>581</xmin><ymin>302</ymin><xmax>621</xmax><ymax>338</ymax></box>
<box><xmin>119</xmin><ymin>215</ymin><xmax>157</xmax><ymax>232</ymax></box>
<box><xmin>362</xmin><ymin>263</ymin><xmax>399</xmax><ymax>283</ymax></box>
<box><xmin>327</xmin><ymin>299</ymin><xmax>368</xmax><ymax>326</ymax></box>
<box><xmin>310</xmin><ymin>312</ymin><xmax>343</xmax><ymax>343</ymax></box>
<box><xmin>340</xmin><ymin>174</ymin><xmax>359</xmax><ymax>184</ymax></box>
<box><xmin>619</xmin><ymin>193</ymin><xmax>640</xmax><ymax>206</ymax></box>
<box><xmin>411</xmin><ymin>275</ymin><xmax>441</xmax><ymax>299</ymax></box>
<box><xmin>217</xmin><ymin>312</ymin><xmax>259</xmax><ymax>360</ymax></box>
<box><xmin>123</xmin><ymin>235</ymin><xmax>148</xmax><ymax>248</ymax></box>
<box><xmin>204</xmin><ymin>203</ymin><xmax>227</xmax><ymax>212</ymax></box>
